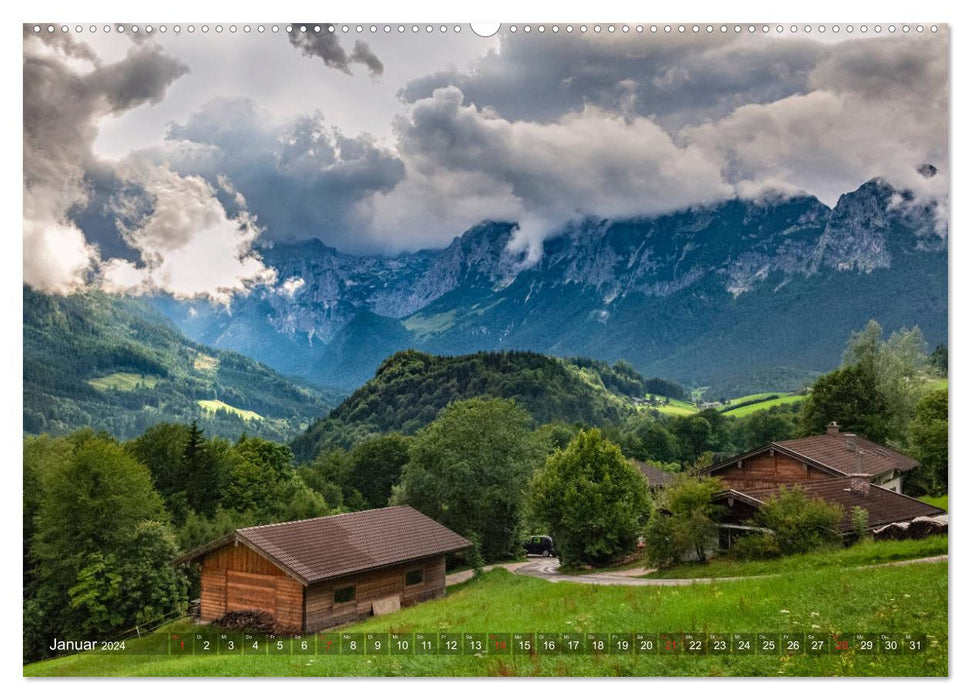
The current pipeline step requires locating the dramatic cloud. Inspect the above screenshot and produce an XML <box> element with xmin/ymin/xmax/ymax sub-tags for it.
<box><xmin>375</xmin><ymin>32</ymin><xmax>948</xmax><ymax>253</ymax></box>
<box><xmin>100</xmin><ymin>165</ymin><xmax>276</xmax><ymax>303</ymax></box>
<box><xmin>685</xmin><ymin>35</ymin><xmax>949</xmax><ymax>216</ymax></box>
<box><xmin>279</xmin><ymin>276</ymin><xmax>306</xmax><ymax>297</ymax></box>
<box><xmin>25</xmin><ymin>28</ymin><xmax>949</xmax><ymax>274</ymax></box>
<box><xmin>368</xmin><ymin>86</ymin><xmax>732</xmax><ymax>257</ymax></box>
<box><xmin>23</xmin><ymin>29</ymin><xmax>276</xmax><ymax>301</ymax></box>
<box><xmin>146</xmin><ymin>97</ymin><xmax>404</xmax><ymax>252</ymax></box>
<box><xmin>400</xmin><ymin>33</ymin><xmax>824</xmax><ymax>130</ymax></box>
<box><xmin>23</xmin><ymin>30</ymin><xmax>187</xmax><ymax>292</ymax></box>
<box><xmin>288</xmin><ymin>27</ymin><xmax>384</xmax><ymax>77</ymax></box>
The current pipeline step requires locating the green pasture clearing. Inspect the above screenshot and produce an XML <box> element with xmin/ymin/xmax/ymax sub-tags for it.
<box><xmin>721</xmin><ymin>395</ymin><xmax>805</xmax><ymax>417</ymax></box>
<box><xmin>196</xmin><ymin>400</ymin><xmax>263</xmax><ymax>422</ymax></box>
<box><xmin>86</xmin><ymin>373</ymin><xmax>160</xmax><ymax>392</ymax></box>
<box><xmin>403</xmin><ymin>311</ymin><xmax>457</xmax><ymax>337</ymax></box>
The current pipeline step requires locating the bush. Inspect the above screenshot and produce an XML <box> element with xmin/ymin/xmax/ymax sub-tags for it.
<box><xmin>732</xmin><ymin>532</ymin><xmax>781</xmax><ymax>561</ymax></box>
<box><xmin>754</xmin><ymin>486</ymin><xmax>843</xmax><ymax>555</ymax></box>
<box><xmin>642</xmin><ymin>476</ymin><xmax>724</xmax><ymax>567</ymax></box>
<box><xmin>852</xmin><ymin>506</ymin><xmax>870</xmax><ymax>542</ymax></box>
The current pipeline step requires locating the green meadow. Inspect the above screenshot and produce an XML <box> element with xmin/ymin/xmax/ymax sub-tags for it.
<box><xmin>26</xmin><ymin>562</ymin><xmax>947</xmax><ymax>677</ymax></box>
<box><xmin>641</xmin><ymin>537</ymin><xmax>948</xmax><ymax>580</ymax></box>
<box><xmin>86</xmin><ymin>372</ymin><xmax>160</xmax><ymax>392</ymax></box>
<box><xmin>196</xmin><ymin>399</ymin><xmax>263</xmax><ymax>422</ymax></box>
<box><xmin>721</xmin><ymin>394</ymin><xmax>805</xmax><ymax>417</ymax></box>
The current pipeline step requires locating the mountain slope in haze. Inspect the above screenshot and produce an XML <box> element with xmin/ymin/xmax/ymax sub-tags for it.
<box><xmin>23</xmin><ymin>287</ymin><xmax>339</xmax><ymax>442</ymax></box>
<box><xmin>150</xmin><ymin>177</ymin><xmax>947</xmax><ymax>395</ymax></box>
<box><xmin>290</xmin><ymin>350</ymin><xmax>670</xmax><ymax>462</ymax></box>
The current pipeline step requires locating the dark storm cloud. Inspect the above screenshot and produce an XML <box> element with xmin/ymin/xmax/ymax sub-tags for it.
<box><xmin>287</xmin><ymin>27</ymin><xmax>384</xmax><ymax>77</ymax></box>
<box><xmin>152</xmin><ymin>97</ymin><xmax>404</xmax><ymax>251</ymax></box>
<box><xmin>349</xmin><ymin>41</ymin><xmax>384</xmax><ymax>77</ymax></box>
<box><xmin>399</xmin><ymin>32</ymin><xmax>823</xmax><ymax>129</ymax></box>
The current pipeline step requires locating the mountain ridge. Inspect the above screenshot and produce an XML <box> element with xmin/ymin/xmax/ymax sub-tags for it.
<box><xmin>147</xmin><ymin>178</ymin><xmax>947</xmax><ymax>395</ymax></box>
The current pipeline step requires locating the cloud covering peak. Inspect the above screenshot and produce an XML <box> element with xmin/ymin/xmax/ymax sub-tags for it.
<box><xmin>23</xmin><ymin>27</ymin><xmax>948</xmax><ymax>298</ymax></box>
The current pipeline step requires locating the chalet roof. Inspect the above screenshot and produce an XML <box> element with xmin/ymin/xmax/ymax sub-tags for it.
<box><xmin>775</xmin><ymin>433</ymin><xmax>918</xmax><ymax>477</ymax></box>
<box><xmin>715</xmin><ymin>478</ymin><xmax>944</xmax><ymax>533</ymax></box>
<box><xmin>174</xmin><ymin>506</ymin><xmax>471</xmax><ymax>585</ymax></box>
<box><xmin>633</xmin><ymin>459</ymin><xmax>677</xmax><ymax>488</ymax></box>
<box><xmin>701</xmin><ymin>430</ymin><xmax>918</xmax><ymax>479</ymax></box>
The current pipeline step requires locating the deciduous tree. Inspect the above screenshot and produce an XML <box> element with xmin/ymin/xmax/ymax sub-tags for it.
<box><xmin>529</xmin><ymin>429</ymin><xmax>650</xmax><ymax>567</ymax></box>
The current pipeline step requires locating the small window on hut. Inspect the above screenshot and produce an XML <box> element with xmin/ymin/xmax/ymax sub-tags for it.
<box><xmin>334</xmin><ymin>585</ymin><xmax>355</xmax><ymax>604</ymax></box>
<box><xmin>405</xmin><ymin>568</ymin><xmax>424</xmax><ymax>586</ymax></box>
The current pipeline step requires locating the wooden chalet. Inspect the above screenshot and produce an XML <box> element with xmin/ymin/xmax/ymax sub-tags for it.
<box><xmin>174</xmin><ymin>505</ymin><xmax>471</xmax><ymax>633</ymax></box>
<box><xmin>697</xmin><ymin>422</ymin><xmax>943</xmax><ymax>547</ymax></box>
<box><xmin>699</xmin><ymin>422</ymin><xmax>918</xmax><ymax>493</ymax></box>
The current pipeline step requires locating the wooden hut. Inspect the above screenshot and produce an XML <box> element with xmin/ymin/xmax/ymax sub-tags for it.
<box><xmin>174</xmin><ymin>505</ymin><xmax>471</xmax><ymax>632</ymax></box>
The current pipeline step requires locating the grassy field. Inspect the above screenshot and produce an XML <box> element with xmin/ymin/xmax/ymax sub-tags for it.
<box><xmin>192</xmin><ymin>353</ymin><xmax>219</xmax><ymax>372</ymax></box>
<box><xmin>25</xmin><ymin>562</ymin><xmax>947</xmax><ymax>677</ymax></box>
<box><xmin>721</xmin><ymin>394</ymin><xmax>805</xmax><ymax>417</ymax></box>
<box><xmin>643</xmin><ymin>392</ymin><xmax>805</xmax><ymax>418</ymax></box>
<box><xmin>86</xmin><ymin>372</ymin><xmax>160</xmax><ymax>392</ymax></box>
<box><xmin>642</xmin><ymin>537</ymin><xmax>948</xmax><ymax>580</ymax></box>
<box><xmin>919</xmin><ymin>495</ymin><xmax>948</xmax><ymax>511</ymax></box>
<box><xmin>197</xmin><ymin>399</ymin><xmax>263</xmax><ymax>422</ymax></box>
<box><xmin>724</xmin><ymin>392</ymin><xmax>787</xmax><ymax>406</ymax></box>
<box><xmin>403</xmin><ymin>310</ymin><xmax>457</xmax><ymax>337</ymax></box>
<box><xmin>650</xmin><ymin>397</ymin><xmax>698</xmax><ymax>417</ymax></box>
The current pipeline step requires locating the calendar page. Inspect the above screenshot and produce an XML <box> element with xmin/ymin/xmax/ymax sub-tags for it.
<box><xmin>22</xmin><ymin>18</ymin><xmax>948</xmax><ymax>679</ymax></box>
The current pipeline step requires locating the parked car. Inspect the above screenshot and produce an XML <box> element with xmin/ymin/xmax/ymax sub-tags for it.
<box><xmin>523</xmin><ymin>535</ymin><xmax>556</xmax><ymax>557</ymax></box>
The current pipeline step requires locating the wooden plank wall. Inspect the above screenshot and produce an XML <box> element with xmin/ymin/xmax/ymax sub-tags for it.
<box><xmin>716</xmin><ymin>451</ymin><xmax>831</xmax><ymax>490</ymax></box>
<box><xmin>198</xmin><ymin>542</ymin><xmax>303</xmax><ymax>631</ymax></box>
<box><xmin>304</xmin><ymin>555</ymin><xmax>447</xmax><ymax>632</ymax></box>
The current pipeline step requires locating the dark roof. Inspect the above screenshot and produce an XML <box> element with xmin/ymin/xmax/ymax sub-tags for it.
<box><xmin>716</xmin><ymin>478</ymin><xmax>945</xmax><ymax>533</ymax></box>
<box><xmin>633</xmin><ymin>460</ymin><xmax>677</xmax><ymax>487</ymax></box>
<box><xmin>174</xmin><ymin>506</ymin><xmax>471</xmax><ymax>585</ymax></box>
<box><xmin>701</xmin><ymin>431</ymin><xmax>918</xmax><ymax>479</ymax></box>
<box><xmin>776</xmin><ymin>433</ymin><xmax>918</xmax><ymax>477</ymax></box>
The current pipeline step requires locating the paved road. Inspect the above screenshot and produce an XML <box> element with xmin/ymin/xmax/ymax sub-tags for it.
<box><xmin>448</xmin><ymin>554</ymin><xmax>948</xmax><ymax>588</ymax></box>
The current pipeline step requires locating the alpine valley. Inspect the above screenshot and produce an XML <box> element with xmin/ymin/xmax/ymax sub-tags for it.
<box><xmin>149</xmin><ymin>178</ymin><xmax>947</xmax><ymax>397</ymax></box>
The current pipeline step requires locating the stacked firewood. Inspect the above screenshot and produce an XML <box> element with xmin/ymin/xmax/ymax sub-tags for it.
<box><xmin>872</xmin><ymin>516</ymin><xmax>948</xmax><ymax>541</ymax></box>
<box><xmin>213</xmin><ymin>610</ymin><xmax>277</xmax><ymax>634</ymax></box>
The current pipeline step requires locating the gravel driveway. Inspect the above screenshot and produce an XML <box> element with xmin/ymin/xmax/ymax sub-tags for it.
<box><xmin>447</xmin><ymin>554</ymin><xmax>948</xmax><ymax>588</ymax></box>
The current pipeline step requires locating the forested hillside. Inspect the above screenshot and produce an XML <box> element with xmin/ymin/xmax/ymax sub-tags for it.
<box><xmin>290</xmin><ymin>350</ymin><xmax>676</xmax><ymax>461</ymax></box>
<box><xmin>23</xmin><ymin>287</ymin><xmax>337</xmax><ymax>442</ymax></box>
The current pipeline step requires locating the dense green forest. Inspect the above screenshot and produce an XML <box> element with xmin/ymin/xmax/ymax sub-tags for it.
<box><xmin>290</xmin><ymin>350</ymin><xmax>670</xmax><ymax>461</ymax></box>
<box><xmin>23</xmin><ymin>287</ymin><xmax>339</xmax><ymax>442</ymax></box>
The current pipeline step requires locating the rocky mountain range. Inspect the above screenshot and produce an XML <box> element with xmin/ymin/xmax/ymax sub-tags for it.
<box><xmin>149</xmin><ymin>177</ymin><xmax>948</xmax><ymax>396</ymax></box>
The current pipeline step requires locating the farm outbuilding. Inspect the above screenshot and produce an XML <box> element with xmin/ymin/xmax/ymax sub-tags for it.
<box><xmin>712</xmin><ymin>476</ymin><xmax>946</xmax><ymax>538</ymax></box>
<box><xmin>174</xmin><ymin>505</ymin><xmax>471</xmax><ymax>633</ymax></box>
